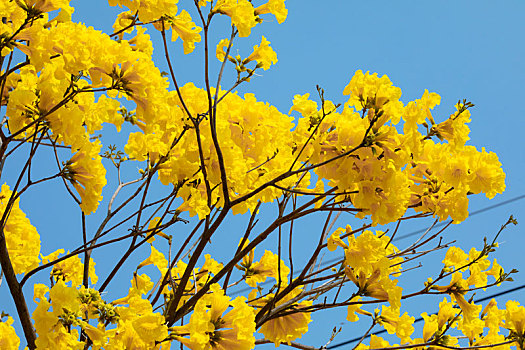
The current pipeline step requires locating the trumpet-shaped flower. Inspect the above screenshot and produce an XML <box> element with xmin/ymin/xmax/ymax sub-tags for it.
<box><xmin>379</xmin><ymin>305</ymin><xmax>415</xmax><ymax>343</ymax></box>
<box><xmin>255</xmin><ymin>0</ymin><xmax>288</xmax><ymax>24</ymax></box>
<box><xmin>214</xmin><ymin>0</ymin><xmax>257</xmax><ymax>37</ymax></box>
<box><xmin>167</xmin><ymin>10</ymin><xmax>202</xmax><ymax>54</ymax></box>
<box><xmin>251</xmin><ymin>287</ymin><xmax>313</xmax><ymax>346</ymax></box>
<box><xmin>173</xmin><ymin>284</ymin><xmax>256</xmax><ymax>350</ymax></box>
<box><xmin>63</xmin><ymin>140</ymin><xmax>106</xmax><ymax>214</ymax></box>
<box><xmin>504</xmin><ymin>300</ymin><xmax>525</xmax><ymax>338</ymax></box>
<box><xmin>216</xmin><ymin>38</ymin><xmax>231</xmax><ymax>62</ymax></box>
<box><xmin>245</xmin><ymin>36</ymin><xmax>277</xmax><ymax>70</ymax></box>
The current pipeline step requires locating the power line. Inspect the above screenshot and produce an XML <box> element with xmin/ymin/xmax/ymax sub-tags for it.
<box><xmin>395</xmin><ymin>193</ymin><xmax>525</xmax><ymax>241</ymax></box>
<box><xmin>325</xmin><ymin>193</ymin><xmax>525</xmax><ymax>348</ymax></box>
<box><xmin>327</xmin><ymin>284</ymin><xmax>525</xmax><ymax>349</ymax></box>
<box><xmin>227</xmin><ymin>194</ymin><xmax>523</xmax><ymax>347</ymax></box>
<box><xmin>230</xmin><ymin>194</ymin><xmax>525</xmax><ymax>297</ymax></box>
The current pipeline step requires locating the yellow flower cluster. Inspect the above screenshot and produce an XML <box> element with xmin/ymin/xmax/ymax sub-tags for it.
<box><xmin>173</xmin><ymin>284</ymin><xmax>256</xmax><ymax>350</ymax></box>
<box><xmin>442</xmin><ymin>246</ymin><xmax>503</xmax><ymax>288</ymax></box>
<box><xmin>334</xmin><ymin>230</ymin><xmax>514</xmax><ymax>347</ymax></box>
<box><xmin>41</xmin><ymin>249</ymin><xmax>98</xmax><ymax>286</ymax></box>
<box><xmin>124</xmin><ymin>82</ymin><xmax>303</xmax><ymax>218</ymax></box>
<box><xmin>0</xmin><ymin>183</ymin><xmax>40</xmax><ymax>274</ymax></box>
<box><xmin>505</xmin><ymin>301</ymin><xmax>525</xmax><ymax>344</ymax></box>
<box><xmin>237</xmin><ymin>239</ymin><xmax>290</xmax><ymax>287</ymax></box>
<box><xmin>8</xmin><ymin>0</ymin><xmax>503</xmax><ymax>227</ymax></box>
<box><xmin>328</xmin><ymin>226</ymin><xmax>402</xmax><ymax>311</ymax></box>
<box><xmin>349</xmin><ymin>295</ymin><xmax>525</xmax><ymax>350</ymax></box>
<box><xmin>5</xmin><ymin>9</ymin><xmax>167</xmax><ymax>214</ymax></box>
<box><xmin>415</xmin><ymin>296</ymin><xmax>525</xmax><ymax>349</ymax></box>
<box><xmin>108</xmin><ymin>0</ymin><xmax>178</xmax><ymax>23</ymax></box>
<box><xmin>292</xmin><ymin>70</ymin><xmax>505</xmax><ymax>224</ymax></box>
<box><xmin>211</xmin><ymin>0</ymin><xmax>287</xmax><ymax>37</ymax></box>
<box><xmin>249</xmin><ymin>287</ymin><xmax>313</xmax><ymax>346</ymax></box>
<box><xmin>167</xmin><ymin>255</ymin><xmax>224</xmax><ymax>306</ymax></box>
<box><xmin>32</xmin><ymin>274</ymin><xmax>169</xmax><ymax>349</ymax></box>
<box><xmin>0</xmin><ymin>1</ymin><xmax>515</xmax><ymax>349</ymax></box>
<box><xmin>63</xmin><ymin>140</ymin><xmax>107</xmax><ymax>214</ymax></box>
<box><xmin>0</xmin><ymin>316</ymin><xmax>21</xmax><ymax>350</ymax></box>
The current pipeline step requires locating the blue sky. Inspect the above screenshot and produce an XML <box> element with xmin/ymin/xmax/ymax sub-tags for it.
<box><xmin>2</xmin><ymin>1</ymin><xmax>525</xmax><ymax>348</ymax></box>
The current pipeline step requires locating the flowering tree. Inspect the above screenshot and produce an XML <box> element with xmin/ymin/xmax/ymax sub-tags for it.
<box><xmin>0</xmin><ymin>0</ymin><xmax>522</xmax><ymax>349</ymax></box>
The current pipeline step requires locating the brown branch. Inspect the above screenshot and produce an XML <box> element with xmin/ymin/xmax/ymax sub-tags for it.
<box><xmin>166</xmin><ymin>189</ymin><xmax>334</xmax><ymax>326</ymax></box>
<box><xmin>255</xmin><ymin>339</ymin><xmax>318</xmax><ymax>350</ymax></box>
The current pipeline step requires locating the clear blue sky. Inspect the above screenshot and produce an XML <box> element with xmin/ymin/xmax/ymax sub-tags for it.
<box><xmin>2</xmin><ymin>1</ymin><xmax>525</xmax><ymax>348</ymax></box>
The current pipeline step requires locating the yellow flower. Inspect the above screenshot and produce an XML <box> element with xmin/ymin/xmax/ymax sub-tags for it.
<box><xmin>432</xmin><ymin>272</ymin><xmax>480</xmax><ymax>322</ymax></box>
<box><xmin>343</xmin><ymin>70</ymin><xmax>404</xmax><ymax>126</ymax></box>
<box><xmin>0</xmin><ymin>183</ymin><xmax>41</xmax><ymax>274</ymax></box>
<box><xmin>216</xmin><ymin>38</ymin><xmax>231</xmax><ymax>62</ymax></box>
<box><xmin>437</xmin><ymin>297</ymin><xmax>458</xmax><ymax>329</ymax></box>
<box><xmin>49</xmin><ymin>280</ymin><xmax>80</xmax><ymax>312</ymax></box>
<box><xmin>32</xmin><ymin>281</ymin><xmax>86</xmax><ymax>349</ymax></box>
<box><xmin>128</xmin><ymin>26</ymin><xmax>154</xmax><ymax>56</ymax></box>
<box><xmin>63</xmin><ymin>140</ymin><xmax>107</xmax><ymax>215</ymax></box>
<box><xmin>16</xmin><ymin>0</ymin><xmax>66</xmax><ymax>14</ymax></box>
<box><xmin>108</xmin><ymin>0</ymin><xmax>178</xmax><ymax>23</ymax></box>
<box><xmin>486</xmin><ymin>258</ymin><xmax>504</xmax><ymax>283</ymax></box>
<box><xmin>288</xmin><ymin>93</ymin><xmax>318</xmax><ymax>117</ymax></box>
<box><xmin>442</xmin><ymin>246</ymin><xmax>468</xmax><ymax>270</ymax></box>
<box><xmin>459</xmin><ymin>317</ymin><xmax>485</xmax><ymax>342</ymax></box>
<box><xmin>173</xmin><ymin>285</ymin><xmax>256</xmax><ymax>350</ymax></box>
<box><xmin>327</xmin><ymin>226</ymin><xmax>349</xmax><ymax>251</ymax></box>
<box><xmin>107</xmin><ymin>316</ymin><xmax>168</xmax><ymax>349</ymax></box>
<box><xmin>103</xmin><ymin>274</ymin><xmax>169</xmax><ymax>347</ymax></box>
<box><xmin>0</xmin><ymin>316</ymin><xmax>21</xmax><ymax>350</ymax></box>
<box><xmin>238</xmin><ymin>246</ymin><xmax>290</xmax><ymax>287</ymax></box>
<box><xmin>467</xmin><ymin>147</ymin><xmax>506</xmax><ymax>199</ymax></box>
<box><xmin>166</xmin><ymin>255</ymin><xmax>223</xmax><ymax>307</ymax></box>
<box><xmin>431</xmin><ymin>102</ymin><xmax>471</xmax><ymax>149</ymax></box>
<box><xmin>482</xmin><ymin>299</ymin><xmax>505</xmax><ymax>337</ymax></box>
<box><xmin>213</xmin><ymin>0</ymin><xmax>257</xmax><ymax>37</ymax></box>
<box><xmin>132</xmin><ymin>313</ymin><xmax>169</xmax><ymax>344</ymax></box>
<box><xmin>421</xmin><ymin>312</ymin><xmax>438</xmax><ymax>342</ymax></box>
<box><xmin>402</xmin><ymin>89</ymin><xmax>441</xmax><ymax>134</ymax></box>
<box><xmin>345</xmin><ymin>231</ymin><xmax>384</xmax><ymax>273</ymax></box>
<box><xmin>346</xmin><ymin>259</ymin><xmax>402</xmax><ymax>310</ymax></box>
<box><xmin>168</xmin><ymin>10</ymin><xmax>202</xmax><ymax>54</ymax></box>
<box><xmin>474</xmin><ymin>333</ymin><xmax>510</xmax><ymax>350</ymax></box>
<box><xmin>41</xmin><ymin>249</ymin><xmax>98</xmax><ymax>286</ymax></box>
<box><xmin>379</xmin><ymin>305</ymin><xmax>415</xmax><ymax>343</ymax></box>
<box><xmin>369</xmin><ymin>334</ymin><xmax>391</xmax><ymax>349</ymax></box>
<box><xmin>112</xmin><ymin>10</ymin><xmax>135</xmax><ymax>39</ymax></box>
<box><xmin>137</xmin><ymin>245</ymin><xmax>169</xmax><ymax>276</ymax></box>
<box><xmin>420</xmin><ymin>298</ymin><xmax>459</xmax><ymax>342</ymax></box>
<box><xmin>245</xmin><ymin>36</ymin><xmax>278</xmax><ymax>70</ymax></box>
<box><xmin>145</xmin><ymin>216</ymin><xmax>170</xmax><ymax>243</ymax></box>
<box><xmin>79</xmin><ymin>322</ymin><xmax>108</xmax><ymax>348</ymax></box>
<box><xmin>504</xmin><ymin>300</ymin><xmax>525</xmax><ymax>337</ymax></box>
<box><xmin>453</xmin><ymin>293</ymin><xmax>481</xmax><ymax>324</ymax></box>
<box><xmin>125</xmin><ymin>131</ymin><xmax>170</xmax><ymax>163</ymax></box>
<box><xmin>252</xmin><ymin>287</ymin><xmax>313</xmax><ymax>346</ymax></box>
<box><xmin>255</xmin><ymin>0</ymin><xmax>288</xmax><ymax>24</ymax></box>
<box><xmin>347</xmin><ymin>296</ymin><xmax>371</xmax><ymax>322</ymax></box>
